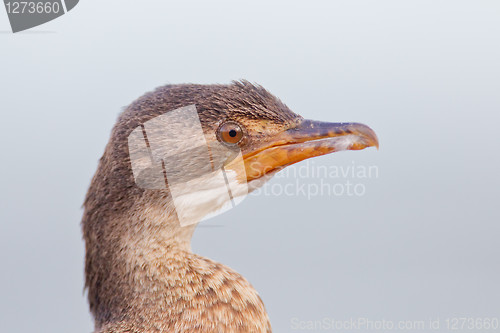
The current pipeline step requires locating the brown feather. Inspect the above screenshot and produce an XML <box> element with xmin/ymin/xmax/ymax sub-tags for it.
<box><xmin>82</xmin><ymin>81</ymin><xmax>300</xmax><ymax>332</ymax></box>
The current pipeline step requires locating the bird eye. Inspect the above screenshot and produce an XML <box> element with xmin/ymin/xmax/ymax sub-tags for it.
<box><xmin>218</xmin><ymin>122</ymin><xmax>244</xmax><ymax>145</ymax></box>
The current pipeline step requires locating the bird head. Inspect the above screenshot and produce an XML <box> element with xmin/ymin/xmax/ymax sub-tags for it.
<box><xmin>121</xmin><ymin>81</ymin><xmax>378</xmax><ymax>227</ymax></box>
<box><xmin>83</xmin><ymin>80</ymin><xmax>378</xmax><ymax>248</ymax></box>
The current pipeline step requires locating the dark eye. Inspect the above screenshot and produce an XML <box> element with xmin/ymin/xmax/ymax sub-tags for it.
<box><xmin>218</xmin><ymin>121</ymin><xmax>244</xmax><ymax>145</ymax></box>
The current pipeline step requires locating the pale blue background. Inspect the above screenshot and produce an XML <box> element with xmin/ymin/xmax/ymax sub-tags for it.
<box><xmin>1</xmin><ymin>1</ymin><xmax>499</xmax><ymax>332</ymax></box>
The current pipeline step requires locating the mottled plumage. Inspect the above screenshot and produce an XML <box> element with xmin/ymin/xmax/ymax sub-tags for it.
<box><xmin>82</xmin><ymin>81</ymin><xmax>378</xmax><ymax>332</ymax></box>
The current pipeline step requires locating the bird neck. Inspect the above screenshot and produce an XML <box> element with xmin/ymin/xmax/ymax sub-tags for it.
<box><xmin>85</xmin><ymin>201</ymin><xmax>199</xmax><ymax>322</ymax></box>
<box><xmin>85</xmin><ymin>196</ymin><xmax>272</xmax><ymax>332</ymax></box>
<box><xmin>89</xmin><ymin>210</ymin><xmax>272</xmax><ymax>332</ymax></box>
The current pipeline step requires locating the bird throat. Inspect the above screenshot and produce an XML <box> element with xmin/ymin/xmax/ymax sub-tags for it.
<box><xmin>91</xmin><ymin>207</ymin><xmax>271</xmax><ymax>332</ymax></box>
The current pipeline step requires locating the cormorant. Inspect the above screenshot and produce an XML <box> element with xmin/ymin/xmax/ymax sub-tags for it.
<box><xmin>82</xmin><ymin>81</ymin><xmax>378</xmax><ymax>332</ymax></box>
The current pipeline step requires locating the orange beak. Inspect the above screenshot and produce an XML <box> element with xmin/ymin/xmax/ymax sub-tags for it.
<box><xmin>240</xmin><ymin>120</ymin><xmax>379</xmax><ymax>182</ymax></box>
